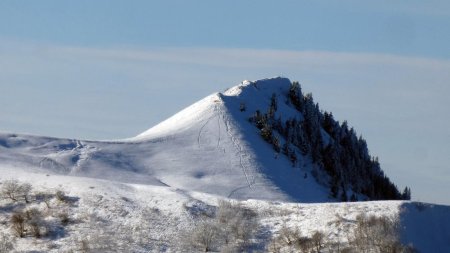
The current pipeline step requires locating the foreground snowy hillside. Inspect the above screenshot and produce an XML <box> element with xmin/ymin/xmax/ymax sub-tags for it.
<box><xmin>0</xmin><ymin>167</ymin><xmax>449</xmax><ymax>252</ymax></box>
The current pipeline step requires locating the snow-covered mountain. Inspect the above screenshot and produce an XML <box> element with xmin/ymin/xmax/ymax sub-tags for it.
<box><xmin>0</xmin><ymin>77</ymin><xmax>449</xmax><ymax>252</ymax></box>
<box><xmin>0</xmin><ymin>77</ymin><xmax>399</xmax><ymax>202</ymax></box>
<box><xmin>0</xmin><ymin>78</ymin><xmax>326</xmax><ymax>202</ymax></box>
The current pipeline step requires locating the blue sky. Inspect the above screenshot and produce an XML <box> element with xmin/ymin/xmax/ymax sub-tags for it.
<box><xmin>1</xmin><ymin>1</ymin><xmax>449</xmax><ymax>205</ymax></box>
<box><xmin>2</xmin><ymin>1</ymin><xmax>450</xmax><ymax>57</ymax></box>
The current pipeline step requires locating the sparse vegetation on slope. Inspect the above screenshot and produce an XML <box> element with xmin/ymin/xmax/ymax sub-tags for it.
<box><xmin>0</xmin><ymin>176</ymin><xmax>447</xmax><ymax>252</ymax></box>
<box><xmin>186</xmin><ymin>200</ymin><xmax>260</xmax><ymax>252</ymax></box>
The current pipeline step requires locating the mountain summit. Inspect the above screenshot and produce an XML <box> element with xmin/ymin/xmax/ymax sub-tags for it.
<box><xmin>0</xmin><ymin>77</ymin><xmax>406</xmax><ymax>202</ymax></box>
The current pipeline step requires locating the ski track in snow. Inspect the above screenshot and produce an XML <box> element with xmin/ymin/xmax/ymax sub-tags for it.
<box><xmin>197</xmin><ymin>104</ymin><xmax>222</xmax><ymax>150</ymax></box>
<box><xmin>197</xmin><ymin>108</ymin><xmax>215</xmax><ymax>148</ymax></box>
<box><xmin>218</xmin><ymin>103</ymin><xmax>255</xmax><ymax>197</ymax></box>
<box><xmin>216</xmin><ymin>105</ymin><xmax>221</xmax><ymax>149</ymax></box>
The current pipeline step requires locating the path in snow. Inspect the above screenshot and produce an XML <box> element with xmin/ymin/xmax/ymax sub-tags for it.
<box><xmin>217</xmin><ymin>102</ymin><xmax>256</xmax><ymax>197</ymax></box>
<box><xmin>197</xmin><ymin>109</ymin><xmax>215</xmax><ymax>148</ymax></box>
<box><xmin>197</xmin><ymin>104</ymin><xmax>222</xmax><ymax>150</ymax></box>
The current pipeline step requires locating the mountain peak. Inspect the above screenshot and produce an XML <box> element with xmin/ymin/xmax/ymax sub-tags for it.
<box><xmin>129</xmin><ymin>76</ymin><xmax>404</xmax><ymax>201</ymax></box>
<box><xmin>134</xmin><ymin>77</ymin><xmax>291</xmax><ymax>141</ymax></box>
<box><xmin>223</xmin><ymin>76</ymin><xmax>291</xmax><ymax>97</ymax></box>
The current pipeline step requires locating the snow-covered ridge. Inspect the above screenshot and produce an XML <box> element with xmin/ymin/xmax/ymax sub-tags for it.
<box><xmin>0</xmin><ymin>77</ymin><xmax>327</xmax><ymax>202</ymax></box>
<box><xmin>133</xmin><ymin>93</ymin><xmax>222</xmax><ymax>140</ymax></box>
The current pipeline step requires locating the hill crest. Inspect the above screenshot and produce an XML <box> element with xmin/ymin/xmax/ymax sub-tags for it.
<box><xmin>0</xmin><ymin>77</ymin><xmax>405</xmax><ymax>202</ymax></box>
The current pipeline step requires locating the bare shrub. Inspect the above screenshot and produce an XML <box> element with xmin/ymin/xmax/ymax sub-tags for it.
<box><xmin>1</xmin><ymin>180</ymin><xmax>21</xmax><ymax>202</ymax></box>
<box><xmin>216</xmin><ymin>200</ymin><xmax>258</xmax><ymax>247</ymax></box>
<box><xmin>187</xmin><ymin>200</ymin><xmax>260</xmax><ymax>252</ymax></box>
<box><xmin>277</xmin><ymin>225</ymin><xmax>301</xmax><ymax>246</ymax></box>
<box><xmin>25</xmin><ymin>207</ymin><xmax>46</xmax><ymax>238</ymax></box>
<box><xmin>35</xmin><ymin>191</ymin><xmax>53</xmax><ymax>209</ymax></box>
<box><xmin>74</xmin><ymin>230</ymin><xmax>126</xmax><ymax>253</ymax></box>
<box><xmin>10</xmin><ymin>207</ymin><xmax>48</xmax><ymax>238</ymax></box>
<box><xmin>311</xmin><ymin>231</ymin><xmax>325</xmax><ymax>253</ymax></box>
<box><xmin>268</xmin><ymin>225</ymin><xmax>312</xmax><ymax>253</ymax></box>
<box><xmin>295</xmin><ymin>236</ymin><xmax>314</xmax><ymax>253</ymax></box>
<box><xmin>21</xmin><ymin>183</ymin><xmax>32</xmax><ymax>203</ymax></box>
<box><xmin>348</xmin><ymin>214</ymin><xmax>415</xmax><ymax>253</ymax></box>
<box><xmin>1</xmin><ymin>179</ymin><xmax>32</xmax><ymax>203</ymax></box>
<box><xmin>189</xmin><ymin>219</ymin><xmax>220</xmax><ymax>252</ymax></box>
<box><xmin>268</xmin><ymin>226</ymin><xmax>322</xmax><ymax>253</ymax></box>
<box><xmin>56</xmin><ymin>190</ymin><xmax>67</xmax><ymax>202</ymax></box>
<box><xmin>10</xmin><ymin>211</ymin><xmax>26</xmax><ymax>237</ymax></box>
<box><xmin>353</xmin><ymin>214</ymin><xmax>399</xmax><ymax>251</ymax></box>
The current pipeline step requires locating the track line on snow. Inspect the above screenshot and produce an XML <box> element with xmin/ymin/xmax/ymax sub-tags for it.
<box><xmin>227</xmin><ymin>185</ymin><xmax>251</xmax><ymax>198</ymax></box>
<box><xmin>197</xmin><ymin>111</ymin><xmax>215</xmax><ymax>148</ymax></box>
<box><xmin>198</xmin><ymin>104</ymin><xmax>222</xmax><ymax>150</ymax></box>
<box><xmin>218</xmin><ymin>105</ymin><xmax>254</xmax><ymax>191</ymax></box>
<box><xmin>216</xmin><ymin>105</ymin><xmax>221</xmax><ymax>148</ymax></box>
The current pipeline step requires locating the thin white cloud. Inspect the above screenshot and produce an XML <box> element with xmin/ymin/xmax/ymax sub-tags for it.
<box><xmin>33</xmin><ymin>44</ymin><xmax>450</xmax><ymax>70</ymax></box>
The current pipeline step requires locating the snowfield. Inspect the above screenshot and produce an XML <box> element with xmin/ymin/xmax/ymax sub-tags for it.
<box><xmin>0</xmin><ymin>77</ymin><xmax>449</xmax><ymax>252</ymax></box>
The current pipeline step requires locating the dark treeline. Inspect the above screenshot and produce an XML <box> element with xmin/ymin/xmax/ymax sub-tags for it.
<box><xmin>249</xmin><ymin>81</ymin><xmax>411</xmax><ymax>201</ymax></box>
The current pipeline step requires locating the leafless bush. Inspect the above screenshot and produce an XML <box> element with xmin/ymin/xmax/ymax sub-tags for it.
<box><xmin>25</xmin><ymin>207</ymin><xmax>47</xmax><ymax>238</ymax></box>
<box><xmin>216</xmin><ymin>200</ymin><xmax>259</xmax><ymax>247</ymax></box>
<box><xmin>35</xmin><ymin>191</ymin><xmax>53</xmax><ymax>209</ymax></box>
<box><xmin>311</xmin><ymin>231</ymin><xmax>325</xmax><ymax>253</ymax></box>
<box><xmin>10</xmin><ymin>207</ymin><xmax>48</xmax><ymax>238</ymax></box>
<box><xmin>187</xmin><ymin>200</ymin><xmax>260</xmax><ymax>252</ymax></box>
<box><xmin>56</xmin><ymin>190</ymin><xmax>67</xmax><ymax>202</ymax></box>
<box><xmin>295</xmin><ymin>236</ymin><xmax>314</xmax><ymax>253</ymax></box>
<box><xmin>189</xmin><ymin>219</ymin><xmax>220</xmax><ymax>252</ymax></box>
<box><xmin>268</xmin><ymin>225</ymin><xmax>316</xmax><ymax>253</ymax></box>
<box><xmin>348</xmin><ymin>214</ymin><xmax>415</xmax><ymax>253</ymax></box>
<box><xmin>74</xmin><ymin>234</ymin><xmax>120</xmax><ymax>253</ymax></box>
<box><xmin>1</xmin><ymin>179</ymin><xmax>32</xmax><ymax>203</ymax></box>
<box><xmin>277</xmin><ymin>225</ymin><xmax>301</xmax><ymax>246</ymax></box>
<box><xmin>10</xmin><ymin>211</ymin><xmax>26</xmax><ymax>237</ymax></box>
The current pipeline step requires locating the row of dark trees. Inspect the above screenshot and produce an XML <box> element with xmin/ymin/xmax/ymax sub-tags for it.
<box><xmin>249</xmin><ymin>81</ymin><xmax>410</xmax><ymax>201</ymax></box>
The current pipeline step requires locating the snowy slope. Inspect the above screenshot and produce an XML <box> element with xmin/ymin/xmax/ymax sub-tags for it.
<box><xmin>0</xmin><ymin>77</ymin><xmax>330</xmax><ymax>202</ymax></box>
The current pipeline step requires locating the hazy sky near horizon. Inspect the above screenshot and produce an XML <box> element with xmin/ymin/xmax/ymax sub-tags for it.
<box><xmin>1</xmin><ymin>1</ymin><xmax>449</xmax><ymax>205</ymax></box>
